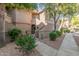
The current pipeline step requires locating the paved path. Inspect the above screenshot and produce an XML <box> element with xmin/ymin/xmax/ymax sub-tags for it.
<box><xmin>36</xmin><ymin>33</ymin><xmax>79</xmax><ymax>56</ymax></box>
<box><xmin>57</xmin><ymin>33</ymin><xmax>79</xmax><ymax>56</ymax></box>
<box><xmin>36</xmin><ymin>41</ymin><xmax>58</xmax><ymax>56</ymax></box>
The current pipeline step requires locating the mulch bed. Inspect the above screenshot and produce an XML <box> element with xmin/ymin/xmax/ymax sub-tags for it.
<box><xmin>21</xmin><ymin>49</ymin><xmax>42</xmax><ymax>56</ymax></box>
<box><xmin>73</xmin><ymin>36</ymin><xmax>79</xmax><ymax>46</ymax></box>
<box><xmin>0</xmin><ymin>42</ymin><xmax>42</xmax><ymax>56</ymax></box>
<box><xmin>39</xmin><ymin>34</ymin><xmax>65</xmax><ymax>49</ymax></box>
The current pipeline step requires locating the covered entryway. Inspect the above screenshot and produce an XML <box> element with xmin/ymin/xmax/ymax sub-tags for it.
<box><xmin>31</xmin><ymin>24</ymin><xmax>36</xmax><ymax>34</ymax></box>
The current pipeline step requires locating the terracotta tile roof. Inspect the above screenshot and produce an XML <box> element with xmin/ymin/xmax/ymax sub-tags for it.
<box><xmin>32</xmin><ymin>9</ymin><xmax>45</xmax><ymax>15</ymax></box>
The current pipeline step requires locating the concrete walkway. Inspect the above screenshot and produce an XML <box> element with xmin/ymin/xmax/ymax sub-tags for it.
<box><xmin>36</xmin><ymin>41</ymin><xmax>58</xmax><ymax>56</ymax></box>
<box><xmin>36</xmin><ymin>33</ymin><xmax>79</xmax><ymax>56</ymax></box>
<box><xmin>57</xmin><ymin>33</ymin><xmax>79</xmax><ymax>56</ymax></box>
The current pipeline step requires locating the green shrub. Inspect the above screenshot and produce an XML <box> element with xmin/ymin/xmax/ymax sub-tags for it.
<box><xmin>49</xmin><ymin>30</ymin><xmax>62</xmax><ymax>41</ymax></box>
<box><xmin>8</xmin><ymin>27</ymin><xmax>21</xmax><ymax>42</ymax></box>
<box><xmin>55</xmin><ymin>31</ymin><xmax>62</xmax><ymax>36</ymax></box>
<box><xmin>60</xmin><ymin>28</ymin><xmax>63</xmax><ymax>32</ymax></box>
<box><xmin>49</xmin><ymin>31</ymin><xmax>58</xmax><ymax>41</ymax></box>
<box><xmin>64</xmin><ymin>29</ymin><xmax>70</xmax><ymax>33</ymax></box>
<box><xmin>15</xmin><ymin>35</ymin><xmax>36</xmax><ymax>52</ymax></box>
<box><xmin>60</xmin><ymin>28</ymin><xmax>70</xmax><ymax>33</ymax></box>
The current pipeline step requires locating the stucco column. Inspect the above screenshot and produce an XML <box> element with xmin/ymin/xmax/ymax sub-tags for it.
<box><xmin>0</xmin><ymin>4</ymin><xmax>5</xmax><ymax>47</ymax></box>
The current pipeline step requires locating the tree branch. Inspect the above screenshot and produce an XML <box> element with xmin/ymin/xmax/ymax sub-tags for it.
<box><xmin>55</xmin><ymin>14</ymin><xmax>60</xmax><ymax>24</ymax></box>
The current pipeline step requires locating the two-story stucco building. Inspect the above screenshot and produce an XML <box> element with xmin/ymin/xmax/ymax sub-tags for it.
<box><xmin>0</xmin><ymin>4</ymin><xmax>48</xmax><ymax>44</ymax></box>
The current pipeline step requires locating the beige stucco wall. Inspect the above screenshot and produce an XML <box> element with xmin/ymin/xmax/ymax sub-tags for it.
<box><xmin>15</xmin><ymin>9</ymin><xmax>32</xmax><ymax>34</ymax></box>
<box><xmin>16</xmin><ymin>24</ymin><xmax>31</xmax><ymax>34</ymax></box>
<box><xmin>6</xmin><ymin>9</ymin><xmax>16</xmax><ymax>22</ymax></box>
<box><xmin>0</xmin><ymin>15</ymin><xmax>5</xmax><ymax>45</ymax></box>
<box><xmin>5</xmin><ymin>9</ymin><xmax>32</xmax><ymax>34</ymax></box>
<box><xmin>4</xmin><ymin>12</ymin><xmax>14</xmax><ymax>32</ymax></box>
<box><xmin>32</xmin><ymin>15</ymin><xmax>36</xmax><ymax>24</ymax></box>
<box><xmin>15</xmin><ymin>9</ymin><xmax>32</xmax><ymax>24</ymax></box>
<box><xmin>5</xmin><ymin>22</ymin><xmax>14</xmax><ymax>32</ymax></box>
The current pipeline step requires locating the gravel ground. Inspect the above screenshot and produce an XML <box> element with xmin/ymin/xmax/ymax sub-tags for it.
<box><xmin>0</xmin><ymin>42</ymin><xmax>42</xmax><ymax>56</ymax></box>
<box><xmin>73</xmin><ymin>36</ymin><xmax>79</xmax><ymax>46</ymax></box>
<box><xmin>39</xmin><ymin>35</ymin><xmax>65</xmax><ymax>49</ymax></box>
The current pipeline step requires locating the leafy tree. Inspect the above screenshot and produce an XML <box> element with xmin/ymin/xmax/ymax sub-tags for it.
<box><xmin>71</xmin><ymin>16</ymin><xmax>79</xmax><ymax>25</ymax></box>
<box><xmin>45</xmin><ymin>3</ymin><xmax>79</xmax><ymax>31</ymax></box>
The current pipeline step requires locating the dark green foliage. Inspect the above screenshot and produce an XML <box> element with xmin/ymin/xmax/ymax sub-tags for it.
<box><xmin>55</xmin><ymin>31</ymin><xmax>62</xmax><ymax>36</ymax></box>
<box><xmin>5</xmin><ymin>3</ymin><xmax>37</xmax><ymax>10</ymax></box>
<box><xmin>8</xmin><ymin>27</ymin><xmax>21</xmax><ymax>41</ymax></box>
<box><xmin>49</xmin><ymin>31</ymin><xmax>58</xmax><ymax>41</ymax></box>
<box><xmin>60</xmin><ymin>28</ymin><xmax>64</xmax><ymax>33</ymax></box>
<box><xmin>49</xmin><ymin>30</ymin><xmax>62</xmax><ymax>41</ymax></box>
<box><xmin>60</xmin><ymin>28</ymin><xmax>70</xmax><ymax>33</ymax></box>
<box><xmin>64</xmin><ymin>29</ymin><xmax>70</xmax><ymax>33</ymax></box>
<box><xmin>15</xmin><ymin>35</ymin><xmax>36</xmax><ymax>51</ymax></box>
<box><xmin>45</xmin><ymin>3</ymin><xmax>79</xmax><ymax>31</ymax></box>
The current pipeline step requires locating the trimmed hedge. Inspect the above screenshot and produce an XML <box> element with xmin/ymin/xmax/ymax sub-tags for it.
<box><xmin>49</xmin><ymin>30</ymin><xmax>62</xmax><ymax>41</ymax></box>
<box><xmin>60</xmin><ymin>28</ymin><xmax>70</xmax><ymax>33</ymax></box>
<box><xmin>55</xmin><ymin>31</ymin><xmax>62</xmax><ymax>36</ymax></box>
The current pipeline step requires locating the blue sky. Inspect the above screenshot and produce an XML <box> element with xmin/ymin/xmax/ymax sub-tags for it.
<box><xmin>37</xmin><ymin>3</ymin><xmax>45</xmax><ymax>12</ymax></box>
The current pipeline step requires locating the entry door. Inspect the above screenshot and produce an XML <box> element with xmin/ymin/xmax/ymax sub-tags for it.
<box><xmin>31</xmin><ymin>24</ymin><xmax>36</xmax><ymax>34</ymax></box>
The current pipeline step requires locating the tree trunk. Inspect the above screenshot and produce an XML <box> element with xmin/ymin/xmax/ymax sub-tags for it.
<box><xmin>54</xmin><ymin>21</ymin><xmax>56</xmax><ymax>31</ymax></box>
<box><xmin>53</xmin><ymin>15</ymin><xmax>60</xmax><ymax>31</ymax></box>
<box><xmin>53</xmin><ymin>17</ymin><xmax>57</xmax><ymax>31</ymax></box>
